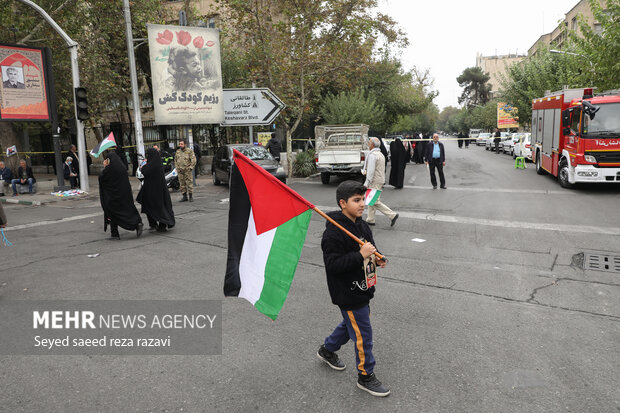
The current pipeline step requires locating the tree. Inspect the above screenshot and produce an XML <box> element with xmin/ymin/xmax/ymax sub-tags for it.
<box><xmin>320</xmin><ymin>88</ymin><xmax>385</xmax><ymax>129</ymax></box>
<box><xmin>499</xmin><ymin>48</ymin><xmax>581</xmax><ymax>127</ymax></box>
<box><xmin>0</xmin><ymin>0</ymin><xmax>170</xmax><ymax>141</ymax></box>
<box><xmin>465</xmin><ymin>100</ymin><xmax>497</xmax><ymax>131</ymax></box>
<box><xmin>570</xmin><ymin>0</ymin><xmax>620</xmax><ymax>91</ymax></box>
<box><xmin>217</xmin><ymin>0</ymin><xmax>407</xmax><ymax>175</ymax></box>
<box><xmin>390</xmin><ymin>103</ymin><xmax>439</xmax><ymax>134</ymax></box>
<box><xmin>358</xmin><ymin>58</ymin><xmax>436</xmax><ymax>134</ymax></box>
<box><xmin>437</xmin><ymin>106</ymin><xmax>465</xmax><ymax>133</ymax></box>
<box><xmin>457</xmin><ymin>67</ymin><xmax>492</xmax><ymax>108</ymax></box>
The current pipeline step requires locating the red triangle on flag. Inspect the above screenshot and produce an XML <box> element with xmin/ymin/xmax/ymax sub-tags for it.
<box><xmin>233</xmin><ymin>149</ymin><xmax>314</xmax><ymax>235</ymax></box>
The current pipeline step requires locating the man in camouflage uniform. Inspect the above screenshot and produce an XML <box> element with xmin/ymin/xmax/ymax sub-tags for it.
<box><xmin>175</xmin><ymin>140</ymin><xmax>196</xmax><ymax>202</ymax></box>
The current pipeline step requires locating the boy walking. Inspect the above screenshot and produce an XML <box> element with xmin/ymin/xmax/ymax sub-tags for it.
<box><xmin>317</xmin><ymin>180</ymin><xmax>390</xmax><ymax>397</ymax></box>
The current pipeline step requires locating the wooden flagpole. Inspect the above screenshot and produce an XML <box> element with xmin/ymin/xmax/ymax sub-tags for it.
<box><xmin>312</xmin><ymin>206</ymin><xmax>386</xmax><ymax>262</ymax></box>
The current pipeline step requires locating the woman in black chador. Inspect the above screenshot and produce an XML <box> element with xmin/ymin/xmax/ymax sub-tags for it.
<box><xmin>136</xmin><ymin>148</ymin><xmax>175</xmax><ymax>232</ymax></box>
<box><xmin>99</xmin><ymin>151</ymin><xmax>143</xmax><ymax>240</ymax></box>
<box><xmin>389</xmin><ymin>138</ymin><xmax>407</xmax><ymax>189</ymax></box>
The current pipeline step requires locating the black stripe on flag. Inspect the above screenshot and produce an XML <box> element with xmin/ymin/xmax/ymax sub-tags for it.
<box><xmin>223</xmin><ymin>163</ymin><xmax>251</xmax><ymax>297</ymax></box>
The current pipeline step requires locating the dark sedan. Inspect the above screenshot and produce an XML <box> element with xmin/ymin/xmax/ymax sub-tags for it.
<box><xmin>211</xmin><ymin>144</ymin><xmax>287</xmax><ymax>185</ymax></box>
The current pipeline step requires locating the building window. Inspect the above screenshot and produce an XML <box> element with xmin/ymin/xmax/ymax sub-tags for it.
<box><xmin>594</xmin><ymin>23</ymin><xmax>603</xmax><ymax>35</ymax></box>
<box><xmin>571</xmin><ymin>17</ymin><xmax>577</xmax><ymax>31</ymax></box>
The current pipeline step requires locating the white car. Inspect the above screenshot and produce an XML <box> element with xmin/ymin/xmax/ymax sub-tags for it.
<box><xmin>476</xmin><ymin>132</ymin><xmax>491</xmax><ymax>146</ymax></box>
<box><xmin>502</xmin><ymin>133</ymin><xmax>524</xmax><ymax>155</ymax></box>
<box><xmin>485</xmin><ymin>132</ymin><xmax>509</xmax><ymax>151</ymax></box>
<box><xmin>513</xmin><ymin>133</ymin><xmax>532</xmax><ymax>160</ymax></box>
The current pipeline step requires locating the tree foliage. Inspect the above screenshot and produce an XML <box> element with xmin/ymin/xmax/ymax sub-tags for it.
<box><xmin>390</xmin><ymin>103</ymin><xmax>439</xmax><ymax>134</ymax></box>
<box><xmin>498</xmin><ymin>48</ymin><xmax>582</xmax><ymax>127</ymax></box>
<box><xmin>0</xmin><ymin>0</ymin><xmax>170</xmax><ymax>138</ymax></box>
<box><xmin>216</xmin><ymin>0</ymin><xmax>408</xmax><ymax>173</ymax></box>
<box><xmin>570</xmin><ymin>0</ymin><xmax>620</xmax><ymax>91</ymax></box>
<box><xmin>320</xmin><ymin>88</ymin><xmax>385</xmax><ymax>128</ymax></box>
<box><xmin>457</xmin><ymin>66</ymin><xmax>492</xmax><ymax>108</ymax></box>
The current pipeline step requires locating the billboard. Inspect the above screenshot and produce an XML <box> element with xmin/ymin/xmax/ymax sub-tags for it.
<box><xmin>0</xmin><ymin>44</ymin><xmax>51</xmax><ymax>121</ymax></box>
<box><xmin>497</xmin><ymin>102</ymin><xmax>519</xmax><ymax>129</ymax></box>
<box><xmin>147</xmin><ymin>24</ymin><xmax>223</xmax><ymax>125</ymax></box>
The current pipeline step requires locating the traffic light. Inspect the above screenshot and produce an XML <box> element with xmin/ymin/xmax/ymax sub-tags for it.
<box><xmin>74</xmin><ymin>87</ymin><xmax>89</xmax><ymax>121</ymax></box>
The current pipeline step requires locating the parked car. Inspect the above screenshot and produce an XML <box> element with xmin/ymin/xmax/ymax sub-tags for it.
<box><xmin>501</xmin><ymin>133</ymin><xmax>523</xmax><ymax>155</ymax></box>
<box><xmin>485</xmin><ymin>132</ymin><xmax>509</xmax><ymax>150</ymax></box>
<box><xmin>476</xmin><ymin>132</ymin><xmax>491</xmax><ymax>146</ymax></box>
<box><xmin>513</xmin><ymin>133</ymin><xmax>532</xmax><ymax>160</ymax></box>
<box><xmin>212</xmin><ymin>144</ymin><xmax>286</xmax><ymax>186</ymax></box>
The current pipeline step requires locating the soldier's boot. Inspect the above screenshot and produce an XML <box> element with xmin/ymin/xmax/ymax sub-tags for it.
<box><xmin>180</xmin><ymin>193</ymin><xmax>188</xmax><ymax>202</ymax></box>
<box><xmin>189</xmin><ymin>193</ymin><xmax>194</xmax><ymax>202</ymax></box>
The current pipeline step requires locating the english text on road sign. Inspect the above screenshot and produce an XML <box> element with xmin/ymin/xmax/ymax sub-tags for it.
<box><xmin>222</xmin><ymin>88</ymin><xmax>285</xmax><ymax>126</ymax></box>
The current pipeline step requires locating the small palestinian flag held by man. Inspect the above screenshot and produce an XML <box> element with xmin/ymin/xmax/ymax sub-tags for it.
<box><xmin>90</xmin><ymin>132</ymin><xmax>117</xmax><ymax>158</ymax></box>
<box><xmin>364</xmin><ymin>188</ymin><xmax>381</xmax><ymax>206</ymax></box>
<box><xmin>224</xmin><ymin>149</ymin><xmax>314</xmax><ymax>320</ymax></box>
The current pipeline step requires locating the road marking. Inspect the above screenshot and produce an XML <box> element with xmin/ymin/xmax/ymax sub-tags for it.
<box><xmin>4</xmin><ymin>212</ymin><xmax>102</xmax><ymax>231</ymax></box>
<box><xmin>291</xmin><ymin>181</ymin><xmax>573</xmax><ymax>195</ymax></box>
<box><xmin>314</xmin><ymin>205</ymin><xmax>620</xmax><ymax>236</ymax></box>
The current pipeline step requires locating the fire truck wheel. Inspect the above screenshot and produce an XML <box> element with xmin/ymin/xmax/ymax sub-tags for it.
<box><xmin>558</xmin><ymin>161</ymin><xmax>574</xmax><ymax>189</ymax></box>
<box><xmin>535</xmin><ymin>154</ymin><xmax>545</xmax><ymax>175</ymax></box>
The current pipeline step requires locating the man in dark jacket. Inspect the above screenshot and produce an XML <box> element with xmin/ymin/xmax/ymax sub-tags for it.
<box><xmin>493</xmin><ymin>128</ymin><xmax>501</xmax><ymax>154</ymax></box>
<box><xmin>317</xmin><ymin>180</ymin><xmax>390</xmax><ymax>397</ymax></box>
<box><xmin>265</xmin><ymin>133</ymin><xmax>281</xmax><ymax>161</ymax></box>
<box><xmin>0</xmin><ymin>160</ymin><xmax>12</xmax><ymax>196</ymax></box>
<box><xmin>424</xmin><ymin>133</ymin><xmax>446</xmax><ymax>189</ymax></box>
<box><xmin>11</xmin><ymin>159</ymin><xmax>36</xmax><ymax>195</ymax></box>
<box><xmin>66</xmin><ymin>144</ymin><xmax>81</xmax><ymax>185</ymax></box>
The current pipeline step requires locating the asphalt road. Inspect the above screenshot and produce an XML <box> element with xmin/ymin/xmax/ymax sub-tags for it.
<box><xmin>1</xmin><ymin>137</ymin><xmax>619</xmax><ymax>412</ymax></box>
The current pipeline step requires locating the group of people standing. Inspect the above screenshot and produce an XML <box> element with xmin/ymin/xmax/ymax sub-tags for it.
<box><xmin>380</xmin><ymin>133</ymin><xmax>446</xmax><ymax>190</ymax></box>
<box><xmin>98</xmin><ymin>146</ymin><xmax>176</xmax><ymax>240</ymax></box>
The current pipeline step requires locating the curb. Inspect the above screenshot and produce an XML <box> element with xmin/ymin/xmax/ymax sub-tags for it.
<box><xmin>0</xmin><ymin>197</ymin><xmax>42</xmax><ymax>206</ymax></box>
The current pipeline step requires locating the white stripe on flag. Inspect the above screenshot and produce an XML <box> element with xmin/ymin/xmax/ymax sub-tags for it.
<box><xmin>239</xmin><ymin>209</ymin><xmax>276</xmax><ymax>305</ymax></box>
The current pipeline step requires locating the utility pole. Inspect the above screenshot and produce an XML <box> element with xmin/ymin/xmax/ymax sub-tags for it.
<box><xmin>15</xmin><ymin>0</ymin><xmax>89</xmax><ymax>192</ymax></box>
<box><xmin>122</xmin><ymin>0</ymin><xmax>145</xmax><ymax>157</ymax></box>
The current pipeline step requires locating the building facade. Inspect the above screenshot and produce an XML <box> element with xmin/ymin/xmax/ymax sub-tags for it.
<box><xmin>528</xmin><ymin>0</ymin><xmax>603</xmax><ymax>56</ymax></box>
<box><xmin>475</xmin><ymin>53</ymin><xmax>526</xmax><ymax>95</ymax></box>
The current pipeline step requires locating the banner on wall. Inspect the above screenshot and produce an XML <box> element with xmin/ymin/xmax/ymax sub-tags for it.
<box><xmin>0</xmin><ymin>44</ymin><xmax>51</xmax><ymax>121</ymax></box>
<box><xmin>147</xmin><ymin>24</ymin><xmax>224</xmax><ymax>125</ymax></box>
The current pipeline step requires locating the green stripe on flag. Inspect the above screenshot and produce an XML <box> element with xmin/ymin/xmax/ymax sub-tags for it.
<box><xmin>368</xmin><ymin>190</ymin><xmax>381</xmax><ymax>206</ymax></box>
<box><xmin>254</xmin><ymin>209</ymin><xmax>312</xmax><ymax>320</ymax></box>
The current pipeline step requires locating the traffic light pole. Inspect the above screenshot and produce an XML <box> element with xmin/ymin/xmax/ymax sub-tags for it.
<box><xmin>123</xmin><ymin>0</ymin><xmax>145</xmax><ymax>158</ymax></box>
<box><xmin>15</xmin><ymin>0</ymin><xmax>89</xmax><ymax>192</ymax></box>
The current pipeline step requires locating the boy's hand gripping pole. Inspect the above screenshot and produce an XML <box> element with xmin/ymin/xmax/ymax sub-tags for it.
<box><xmin>312</xmin><ymin>207</ymin><xmax>387</xmax><ymax>263</ymax></box>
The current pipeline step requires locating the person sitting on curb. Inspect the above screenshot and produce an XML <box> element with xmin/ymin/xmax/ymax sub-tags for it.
<box><xmin>0</xmin><ymin>161</ymin><xmax>12</xmax><ymax>196</ymax></box>
<box><xmin>11</xmin><ymin>159</ymin><xmax>36</xmax><ymax>196</ymax></box>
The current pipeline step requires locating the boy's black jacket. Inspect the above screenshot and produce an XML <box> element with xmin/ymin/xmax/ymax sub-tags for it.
<box><xmin>321</xmin><ymin>210</ymin><xmax>377</xmax><ymax>310</ymax></box>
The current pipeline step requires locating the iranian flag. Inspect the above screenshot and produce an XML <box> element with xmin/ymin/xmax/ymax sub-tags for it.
<box><xmin>364</xmin><ymin>188</ymin><xmax>381</xmax><ymax>206</ymax></box>
<box><xmin>90</xmin><ymin>132</ymin><xmax>117</xmax><ymax>158</ymax></box>
<box><xmin>224</xmin><ymin>149</ymin><xmax>314</xmax><ymax>320</ymax></box>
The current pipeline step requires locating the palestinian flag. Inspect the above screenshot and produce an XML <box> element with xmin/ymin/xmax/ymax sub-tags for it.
<box><xmin>364</xmin><ymin>188</ymin><xmax>381</xmax><ymax>206</ymax></box>
<box><xmin>90</xmin><ymin>132</ymin><xmax>117</xmax><ymax>158</ymax></box>
<box><xmin>224</xmin><ymin>149</ymin><xmax>314</xmax><ymax>320</ymax></box>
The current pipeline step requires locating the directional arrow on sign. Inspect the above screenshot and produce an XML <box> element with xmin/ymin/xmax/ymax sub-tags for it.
<box><xmin>221</xmin><ymin>88</ymin><xmax>286</xmax><ymax>126</ymax></box>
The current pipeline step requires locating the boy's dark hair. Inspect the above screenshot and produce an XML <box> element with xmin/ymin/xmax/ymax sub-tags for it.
<box><xmin>336</xmin><ymin>180</ymin><xmax>366</xmax><ymax>207</ymax></box>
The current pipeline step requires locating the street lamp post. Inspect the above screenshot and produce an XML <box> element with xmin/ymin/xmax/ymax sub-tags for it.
<box><xmin>15</xmin><ymin>0</ymin><xmax>89</xmax><ymax>192</ymax></box>
<box><xmin>122</xmin><ymin>0</ymin><xmax>145</xmax><ymax>158</ymax></box>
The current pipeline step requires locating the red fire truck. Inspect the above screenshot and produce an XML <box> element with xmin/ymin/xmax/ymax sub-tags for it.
<box><xmin>531</xmin><ymin>87</ymin><xmax>620</xmax><ymax>187</ymax></box>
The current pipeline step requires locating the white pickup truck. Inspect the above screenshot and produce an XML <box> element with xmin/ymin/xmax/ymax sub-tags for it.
<box><xmin>314</xmin><ymin>124</ymin><xmax>369</xmax><ymax>184</ymax></box>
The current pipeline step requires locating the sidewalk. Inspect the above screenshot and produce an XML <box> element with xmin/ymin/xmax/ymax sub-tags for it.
<box><xmin>0</xmin><ymin>170</ymin><xmax>312</xmax><ymax>207</ymax></box>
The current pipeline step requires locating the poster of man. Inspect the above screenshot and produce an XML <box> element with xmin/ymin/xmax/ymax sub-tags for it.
<box><xmin>2</xmin><ymin>66</ymin><xmax>25</xmax><ymax>89</ymax></box>
<box><xmin>147</xmin><ymin>24</ymin><xmax>224</xmax><ymax>125</ymax></box>
<box><xmin>0</xmin><ymin>45</ymin><xmax>50</xmax><ymax>121</ymax></box>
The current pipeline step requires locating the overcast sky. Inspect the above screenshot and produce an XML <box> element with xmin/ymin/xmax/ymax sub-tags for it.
<box><xmin>377</xmin><ymin>0</ymin><xmax>574</xmax><ymax>110</ymax></box>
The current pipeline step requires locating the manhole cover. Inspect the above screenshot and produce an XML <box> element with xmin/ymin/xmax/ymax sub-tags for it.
<box><xmin>584</xmin><ymin>252</ymin><xmax>620</xmax><ymax>274</ymax></box>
